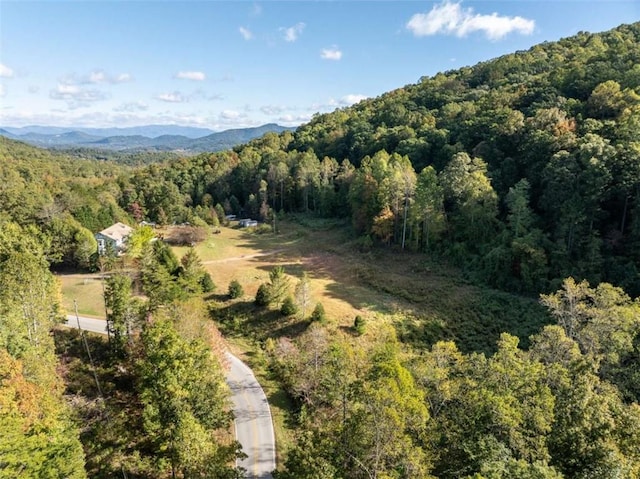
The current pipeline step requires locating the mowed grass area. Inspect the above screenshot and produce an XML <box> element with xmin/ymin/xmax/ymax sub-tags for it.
<box><xmin>57</xmin><ymin>273</ymin><xmax>106</xmax><ymax>317</ymax></box>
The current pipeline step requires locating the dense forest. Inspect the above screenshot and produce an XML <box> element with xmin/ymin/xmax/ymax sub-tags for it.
<box><xmin>1</xmin><ymin>22</ymin><xmax>640</xmax><ymax>478</ymax></box>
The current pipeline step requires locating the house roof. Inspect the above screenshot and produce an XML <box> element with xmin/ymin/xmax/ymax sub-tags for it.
<box><xmin>98</xmin><ymin>222</ymin><xmax>134</xmax><ymax>241</ymax></box>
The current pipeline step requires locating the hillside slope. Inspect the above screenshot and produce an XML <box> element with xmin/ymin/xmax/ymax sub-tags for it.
<box><xmin>119</xmin><ymin>22</ymin><xmax>640</xmax><ymax>295</ymax></box>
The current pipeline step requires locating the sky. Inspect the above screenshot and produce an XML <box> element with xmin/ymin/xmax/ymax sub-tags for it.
<box><xmin>0</xmin><ymin>0</ymin><xmax>638</xmax><ymax>131</ymax></box>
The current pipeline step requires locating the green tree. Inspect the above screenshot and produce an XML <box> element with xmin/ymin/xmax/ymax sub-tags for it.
<box><xmin>310</xmin><ymin>302</ymin><xmax>326</xmax><ymax>323</ymax></box>
<box><xmin>228</xmin><ymin>279</ymin><xmax>244</xmax><ymax>299</ymax></box>
<box><xmin>411</xmin><ymin>166</ymin><xmax>445</xmax><ymax>251</ymax></box>
<box><xmin>126</xmin><ymin>225</ymin><xmax>155</xmax><ymax>259</ymax></box>
<box><xmin>255</xmin><ymin>283</ymin><xmax>272</xmax><ymax>307</ymax></box>
<box><xmin>137</xmin><ymin>315</ymin><xmax>240</xmax><ymax>478</ymax></box>
<box><xmin>179</xmin><ymin>247</ymin><xmax>210</xmax><ymax>296</ymax></box>
<box><xmin>268</xmin><ymin>266</ymin><xmax>290</xmax><ymax>307</ymax></box>
<box><xmin>104</xmin><ymin>273</ymin><xmax>135</xmax><ymax>357</ymax></box>
<box><xmin>439</xmin><ymin>152</ymin><xmax>499</xmax><ymax>247</ymax></box>
<box><xmin>0</xmin><ymin>350</ymin><xmax>87</xmax><ymax>479</ymax></box>
<box><xmin>281</xmin><ymin>296</ymin><xmax>298</xmax><ymax>316</ymax></box>
<box><xmin>530</xmin><ymin>325</ymin><xmax>640</xmax><ymax>478</ymax></box>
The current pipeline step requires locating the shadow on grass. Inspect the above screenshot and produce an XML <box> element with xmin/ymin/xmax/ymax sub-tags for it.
<box><xmin>212</xmin><ymin>299</ymin><xmax>310</xmax><ymax>343</ymax></box>
<box><xmin>266</xmin><ymin>387</ymin><xmax>299</xmax><ymax>431</ymax></box>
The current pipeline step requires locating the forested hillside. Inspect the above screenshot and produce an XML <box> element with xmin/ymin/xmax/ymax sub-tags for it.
<box><xmin>2</xmin><ymin>22</ymin><xmax>640</xmax><ymax>479</ymax></box>
<box><xmin>117</xmin><ymin>22</ymin><xmax>640</xmax><ymax>295</ymax></box>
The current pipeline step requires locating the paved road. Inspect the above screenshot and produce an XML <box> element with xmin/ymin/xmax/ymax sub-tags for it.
<box><xmin>65</xmin><ymin>314</ymin><xmax>109</xmax><ymax>335</ymax></box>
<box><xmin>226</xmin><ymin>352</ymin><xmax>276</xmax><ymax>479</ymax></box>
<box><xmin>64</xmin><ymin>315</ymin><xmax>276</xmax><ymax>478</ymax></box>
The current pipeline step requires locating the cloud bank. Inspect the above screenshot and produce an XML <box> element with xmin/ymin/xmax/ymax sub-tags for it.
<box><xmin>407</xmin><ymin>1</ymin><xmax>534</xmax><ymax>40</ymax></box>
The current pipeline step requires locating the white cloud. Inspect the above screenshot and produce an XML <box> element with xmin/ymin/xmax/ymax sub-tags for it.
<box><xmin>281</xmin><ymin>22</ymin><xmax>305</xmax><ymax>42</ymax></box>
<box><xmin>49</xmin><ymin>83</ymin><xmax>109</xmax><ymax>108</ymax></box>
<box><xmin>239</xmin><ymin>26</ymin><xmax>253</xmax><ymax>40</ymax></box>
<box><xmin>0</xmin><ymin>109</ymin><xmax>218</xmax><ymax>129</ymax></box>
<box><xmin>321</xmin><ymin>47</ymin><xmax>342</xmax><ymax>61</ymax></box>
<box><xmin>176</xmin><ymin>71</ymin><xmax>206</xmax><ymax>81</ymax></box>
<box><xmin>277</xmin><ymin>113</ymin><xmax>312</xmax><ymax>126</ymax></box>
<box><xmin>114</xmin><ymin>101</ymin><xmax>149</xmax><ymax>112</ymax></box>
<box><xmin>62</xmin><ymin>70</ymin><xmax>132</xmax><ymax>85</ymax></box>
<box><xmin>115</xmin><ymin>73</ymin><xmax>132</xmax><ymax>83</ymax></box>
<box><xmin>0</xmin><ymin>63</ymin><xmax>14</xmax><ymax>78</ymax></box>
<box><xmin>220</xmin><ymin>109</ymin><xmax>243</xmax><ymax>120</ymax></box>
<box><xmin>340</xmin><ymin>94</ymin><xmax>367</xmax><ymax>106</ymax></box>
<box><xmin>156</xmin><ymin>91</ymin><xmax>186</xmax><ymax>103</ymax></box>
<box><xmin>89</xmin><ymin>70</ymin><xmax>106</xmax><ymax>83</ymax></box>
<box><xmin>406</xmin><ymin>1</ymin><xmax>534</xmax><ymax>40</ymax></box>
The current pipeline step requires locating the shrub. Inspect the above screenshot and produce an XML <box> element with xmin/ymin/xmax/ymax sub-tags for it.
<box><xmin>281</xmin><ymin>296</ymin><xmax>298</xmax><ymax>316</ymax></box>
<box><xmin>167</xmin><ymin>226</ymin><xmax>208</xmax><ymax>246</ymax></box>
<box><xmin>228</xmin><ymin>279</ymin><xmax>244</xmax><ymax>299</ymax></box>
<box><xmin>255</xmin><ymin>283</ymin><xmax>272</xmax><ymax>306</ymax></box>
<box><xmin>200</xmin><ymin>272</ymin><xmax>215</xmax><ymax>293</ymax></box>
<box><xmin>354</xmin><ymin>315</ymin><xmax>366</xmax><ymax>335</ymax></box>
<box><xmin>310</xmin><ymin>303</ymin><xmax>326</xmax><ymax>323</ymax></box>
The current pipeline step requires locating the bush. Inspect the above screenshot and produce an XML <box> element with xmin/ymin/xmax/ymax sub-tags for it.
<box><xmin>354</xmin><ymin>315</ymin><xmax>366</xmax><ymax>335</ymax></box>
<box><xmin>310</xmin><ymin>303</ymin><xmax>326</xmax><ymax>323</ymax></box>
<box><xmin>253</xmin><ymin>224</ymin><xmax>273</xmax><ymax>235</ymax></box>
<box><xmin>255</xmin><ymin>283</ymin><xmax>272</xmax><ymax>306</ymax></box>
<box><xmin>280</xmin><ymin>296</ymin><xmax>298</xmax><ymax>316</ymax></box>
<box><xmin>200</xmin><ymin>272</ymin><xmax>215</xmax><ymax>293</ymax></box>
<box><xmin>228</xmin><ymin>279</ymin><xmax>244</xmax><ymax>299</ymax></box>
<box><xmin>167</xmin><ymin>226</ymin><xmax>208</xmax><ymax>246</ymax></box>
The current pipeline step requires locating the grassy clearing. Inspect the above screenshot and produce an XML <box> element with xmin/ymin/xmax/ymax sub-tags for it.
<box><xmin>57</xmin><ymin>273</ymin><xmax>106</xmax><ymax>317</ymax></box>
<box><xmin>199</xmin><ymin>218</ymin><xmax>551</xmax><ymax>354</ymax></box>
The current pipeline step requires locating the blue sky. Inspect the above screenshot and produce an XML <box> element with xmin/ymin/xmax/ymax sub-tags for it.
<box><xmin>1</xmin><ymin>1</ymin><xmax>638</xmax><ymax>131</ymax></box>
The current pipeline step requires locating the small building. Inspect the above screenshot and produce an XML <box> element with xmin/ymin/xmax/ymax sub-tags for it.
<box><xmin>95</xmin><ymin>222</ymin><xmax>133</xmax><ymax>255</ymax></box>
<box><xmin>238</xmin><ymin>219</ymin><xmax>258</xmax><ymax>228</ymax></box>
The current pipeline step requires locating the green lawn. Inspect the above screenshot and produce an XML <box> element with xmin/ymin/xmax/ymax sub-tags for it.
<box><xmin>57</xmin><ymin>273</ymin><xmax>106</xmax><ymax>317</ymax></box>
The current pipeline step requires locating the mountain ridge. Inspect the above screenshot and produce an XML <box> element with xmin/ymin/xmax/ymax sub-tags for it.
<box><xmin>0</xmin><ymin>123</ymin><xmax>296</xmax><ymax>152</ymax></box>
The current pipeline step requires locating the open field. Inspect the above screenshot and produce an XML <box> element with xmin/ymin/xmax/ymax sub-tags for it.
<box><xmin>59</xmin><ymin>218</ymin><xmax>551</xmax><ymax>353</ymax></box>
<box><xmin>192</xmin><ymin>217</ymin><xmax>551</xmax><ymax>354</ymax></box>
<box><xmin>57</xmin><ymin>273</ymin><xmax>106</xmax><ymax>318</ymax></box>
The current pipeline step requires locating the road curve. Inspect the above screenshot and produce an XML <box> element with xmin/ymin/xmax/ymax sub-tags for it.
<box><xmin>64</xmin><ymin>315</ymin><xmax>276</xmax><ymax>478</ymax></box>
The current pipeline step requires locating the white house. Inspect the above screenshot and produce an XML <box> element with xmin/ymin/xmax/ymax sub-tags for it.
<box><xmin>95</xmin><ymin>222</ymin><xmax>133</xmax><ymax>255</ymax></box>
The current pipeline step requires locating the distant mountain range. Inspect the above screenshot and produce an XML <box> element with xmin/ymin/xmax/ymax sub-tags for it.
<box><xmin>0</xmin><ymin>124</ymin><xmax>295</xmax><ymax>153</ymax></box>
